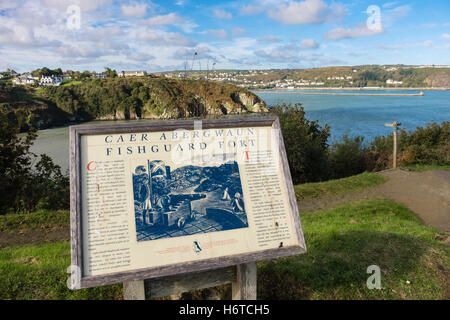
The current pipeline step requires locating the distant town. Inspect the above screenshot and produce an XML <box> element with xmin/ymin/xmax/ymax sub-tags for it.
<box><xmin>1</xmin><ymin>64</ymin><xmax>450</xmax><ymax>89</ymax></box>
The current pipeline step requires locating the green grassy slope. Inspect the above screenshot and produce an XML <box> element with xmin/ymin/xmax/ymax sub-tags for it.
<box><xmin>1</xmin><ymin>200</ymin><xmax>448</xmax><ymax>299</ymax></box>
<box><xmin>294</xmin><ymin>172</ymin><xmax>387</xmax><ymax>201</ymax></box>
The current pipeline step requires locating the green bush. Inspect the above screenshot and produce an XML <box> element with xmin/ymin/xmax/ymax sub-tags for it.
<box><xmin>274</xmin><ymin>105</ymin><xmax>449</xmax><ymax>182</ymax></box>
<box><xmin>270</xmin><ymin>103</ymin><xmax>330</xmax><ymax>184</ymax></box>
<box><xmin>368</xmin><ymin>121</ymin><xmax>449</xmax><ymax>170</ymax></box>
<box><xmin>0</xmin><ymin>116</ymin><xmax>69</xmax><ymax>214</ymax></box>
<box><xmin>327</xmin><ymin>135</ymin><xmax>367</xmax><ymax>179</ymax></box>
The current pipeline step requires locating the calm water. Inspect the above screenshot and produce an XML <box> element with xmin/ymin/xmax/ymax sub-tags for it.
<box><xmin>257</xmin><ymin>90</ymin><xmax>450</xmax><ymax>142</ymax></box>
<box><xmin>27</xmin><ymin>90</ymin><xmax>450</xmax><ymax>172</ymax></box>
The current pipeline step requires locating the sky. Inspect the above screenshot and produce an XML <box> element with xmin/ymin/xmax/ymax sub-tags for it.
<box><xmin>1</xmin><ymin>0</ymin><xmax>450</xmax><ymax>73</ymax></box>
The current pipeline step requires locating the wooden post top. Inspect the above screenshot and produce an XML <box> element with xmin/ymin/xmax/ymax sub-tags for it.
<box><xmin>385</xmin><ymin>121</ymin><xmax>402</xmax><ymax>128</ymax></box>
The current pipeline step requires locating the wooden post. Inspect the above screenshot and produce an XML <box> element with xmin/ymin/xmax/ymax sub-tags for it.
<box><xmin>393</xmin><ymin>123</ymin><xmax>397</xmax><ymax>169</ymax></box>
<box><xmin>123</xmin><ymin>263</ymin><xmax>257</xmax><ymax>300</ymax></box>
<box><xmin>385</xmin><ymin>121</ymin><xmax>401</xmax><ymax>169</ymax></box>
<box><xmin>232</xmin><ymin>262</ymin><xmax>257</xmax><ymax>300</ymax></box>
<box><xmin>123</xmin><ymin>280</ymin><xmax>146</xmax><ymax>300</ymax></box>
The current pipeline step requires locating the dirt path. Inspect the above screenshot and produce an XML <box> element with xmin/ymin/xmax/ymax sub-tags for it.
<box><xmin>0</xmin><ymin>228</ymin><xmax>69</xmax><ymax>249</ymax></box>
<box><xmin>299</xmin><ymin>169</ymin><xmax>450</xmax><ymax>233</ymax></box>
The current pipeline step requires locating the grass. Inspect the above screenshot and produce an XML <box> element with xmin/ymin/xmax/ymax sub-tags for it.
<box><xmin>258</xmin><ymin>200</ymin><xmax>449</xmax><ymax>300</ymax></box>
<box><xmin>403</xmin><ymin>164</ymin><xmax>450</xmax><ymax>171</ymax></box>
<box><xmin>0</xmin><ymin>242</ymin><xmax>122</xmax><ymax>299</ymax></box>
<box><xmin>62</xmin><ymin>80</ymin><xmax>83</xmax><ymax>87</ymax></box>
<box><xmin>0</xmin><ymin>210</ymin><xmax>69</xmax><ymax>232</ymax></box>
<box><xmin>294</xmin><ymin>172</ymin><xmax>387</xmax><ymax>201</ymax></box>
<box><xmin>1</xmin><ymin>200</ymin><xmax>448</xmax><ymax>300</ymax></box>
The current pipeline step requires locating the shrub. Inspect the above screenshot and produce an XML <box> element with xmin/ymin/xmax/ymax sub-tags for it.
<box><xmin>270</xmin><ymin>103</ymin><xmax>330</xmax><ymax>184</ymax></box>
<box><xmin>368</xmin><ymin>121</ymin><xmax>449</xmax><ymax>169</ymax></box>
<box><xmin>327</xmin><ymin>135</ymin><xmax>367</xmax><ymax>179</ymax></box>
<box><xmin>0</xmin><ymin>115</ymin><xmax>69</xmax><ymax>214</ymax></box>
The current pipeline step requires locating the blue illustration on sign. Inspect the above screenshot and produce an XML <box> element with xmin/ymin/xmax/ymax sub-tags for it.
<box><xmin>132</xmin><ymin>160</ymin><xmax>248</xmax><ymax>242</ymax></box>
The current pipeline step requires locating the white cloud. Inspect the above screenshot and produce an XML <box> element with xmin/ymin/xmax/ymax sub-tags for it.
<box><xmin>405</xmin><ymin>40</ymin><xmax>435</xmax><ymax>49</ymax></box>
<box><xmin>379</xmin><ymin>5</ymin><xmax>411</xmax><ymax>28</ymax></box>
<box><xmin>213</xmin><ymin>9</ymin><xmax>232</xmax><ymax>19</ymax></box>
<box><xmin>138</xmin><ymin>31</ymin><xmax>197</xmax><ymax>47</ymax></box>
<box><xmin>0</xmin><ymin>25</ymin><xmax>61</xmax><ymax>48</ymax></box>
<box><xmin>239</xmin><ymin>4</ymin><xmax>264</xmax><ymax>16</ymax></box>
<box><xmin>423</xmin><ymin>23</ymin><xmax>437</xmax><ymax>28</ymax></box>
<box><xmin>127</xmin><ymin>52</ymin><xmax>155</xmax><ymax>62</ymax></box>
<box><xmin>121</xmin><ymin>2</ymin><xmax>148</xmax><ymax>18</ymax></box>
<box><xmin>232</xmin><ymin>28</ymin><xmax>247</xmax><ymax>37</ymax></box>
<box><xmin>300</xmin><ymin>38</ymin><xmax>320</xmax><ymax>50</ymax></box>
<box><xmin>57</xmin><ymin>44</ymin><xmax>109</xmax><ymax>59</ymax></box>
<box><xmin>144</xmin><ymin>12</ymin><xmax>197</xmax><ymax>33</ymax></box>
<box><xmin>43</xmin><ymin>0</ymin><xmax>113</xmax><ymax>12</ymax></box>
<box><xmin>267</xmin><ymin>0</ymin><xmax>345</xmax><ymax>25</ymax></box>
<box><xmin>254</xmin><ymin>44</ymin><xmax>301</xmax><ymax>62</ymax></box>
<box><xmin>172</xmin><ymin>47</ymin><xmax>216</xmax><ymax>61</ymax></box>
<box><xmin>209</xmin><ymin>29</ymin><xmax>228</xmax><ymax>39</ymax></box>
<box><xmin>146</xmin><ymin>13</ymin><xmax>183</xmax><ymax>26</ymax></box>
<box><xmin>382</xmin><ymin>2</ymin><xmax>399</xmax><ymax>9</ymax></box>
<box><xmin>376</xmin><ymin>44</ymin><xmax>402</xmax><ymax>50</ymax></box>
<box><xmin>324</xmin><ymin>24</ymin><xmax>384</xmax><ymax>40</ymax></box>
<box><xmin>442</xmin><ymin>34</ymin><xmax>450</xmax><ymax>40</ymax></box>
<box><xmin>257</xmin><ymin>35</ymin><xmax>280</xmax><ymax>42</ymax></box>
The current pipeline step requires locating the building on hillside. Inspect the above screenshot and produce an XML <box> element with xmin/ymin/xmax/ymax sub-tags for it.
<box><xmin>118</xmin><ymin>70</ymin><xmax>147</xmax><ymax>77</ymax></box>
<box><xmin>40</xmin><ymin>75</ymin><xmax>62</xmax><ymax>86</ymax></box>
<box><xmin>13</xmin><ymin>73</ymin><xmax>38</xmax><ymax>85</ymax></box>
<box><xmin>92</xmin><ymin>73</ymin><xmax>107</xmax><ymax>79</ymax></box>
<box><xmin>61</xmin><ymin>74</ymin><xmax>72</xmax><ymax>80</ymax></box>
<box><xmin>386</xmin><ymin>79</ymin><xmax>403</xmax><ymax>85</ymax></box>
<box><xmin>4</xmin><ymin>69</ymin><xmax>18</xmax><ymax>77</ymax></box>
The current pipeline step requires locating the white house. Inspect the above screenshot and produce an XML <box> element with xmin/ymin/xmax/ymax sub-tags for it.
<box><xmin>118</xmin><ymin>70</ymin><xmax>147</xmax><ymax>77</ymax></box>
<box><xmin>386</xmin><ymin>79</ymin><xmax>403</xmax><ymax>85</ymax></box>
<box><xmin>92</xmin><ymin>73</ymin><xmax>107</xmax><ymax>79</ymax></box>
<box><xmin>40</xmin><ymin>75</ymin><xmax>62</xmax><ymax>86</ymax></box>
<box><xmin>13</xmin><ymin>74</ymin><xmax>38</xmax><ymax>85</ymax></box>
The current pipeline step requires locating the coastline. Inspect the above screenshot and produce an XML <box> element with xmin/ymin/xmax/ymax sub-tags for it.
<box><xmin>252</xmin><ymin>91</ymin><xmax>425</xmax><ymax>96</ymax></box>
<box><xmin>251</xmin><ymin>87</ymin><xmax>450</xmax><ymax>92</ymax></box>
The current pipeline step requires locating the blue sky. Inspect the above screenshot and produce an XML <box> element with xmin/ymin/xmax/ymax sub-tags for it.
<box><xmin>1</xmin><ymin>0</ymin><xmax>449</xmax><ymax>72</ymax></box>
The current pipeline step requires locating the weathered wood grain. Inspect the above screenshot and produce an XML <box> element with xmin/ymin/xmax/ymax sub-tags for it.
<box><xmin>232</xmin><ymin>262</ymin><xmax>257</xmax><ymax>300</ymax></box>
<box><xmin>144</xmin><ymin>266</ymin><xmax>236</xmax><ymax>299</ymax></box>
<box><xmin>272</xmin><ymin>118</ymin><xmax>307</xmax><ymax>251</ymax></box>
<box><xmin>123</xmin><ymin>280</ymin><xmax>146</xmax><ymax>300</ymax></box>
<box><xmin>70</xmin><ymin>117</ymin><xmax>306</xmax><ymax>289</ymax></box>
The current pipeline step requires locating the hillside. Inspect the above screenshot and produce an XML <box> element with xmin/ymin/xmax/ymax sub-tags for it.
<box><xmin>0</xmin><ymin>77</ymin><xmax>267</xmax><ymax>132</ymax></box>
<box><xmin>177</xmin><ymin>65</ymin><xmax>450</xmax><ymax>89</ymax></box>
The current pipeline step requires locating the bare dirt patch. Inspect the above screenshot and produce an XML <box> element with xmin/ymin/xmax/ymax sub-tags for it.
<box><xmin>0</xmin><ymin>228</ymin><xmax>69</xmax><ymax>249</ymax></box>
<box><xmin>299</xmin><ymin>169</ymin><xmax>450</xmax><ymax>233</ymax></box>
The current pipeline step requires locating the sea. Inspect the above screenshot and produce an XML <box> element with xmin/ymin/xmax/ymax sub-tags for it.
<box><xmin>26</xmin><ymin>90</ymin><xmax>450</xmax><ymax>172</ymax></box>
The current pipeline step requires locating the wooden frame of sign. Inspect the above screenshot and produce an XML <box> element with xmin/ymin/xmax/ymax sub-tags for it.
<box><xmin>69</xmin><ymin>116</ymin><xmax>306</xmax><ymax>296</ymax></box>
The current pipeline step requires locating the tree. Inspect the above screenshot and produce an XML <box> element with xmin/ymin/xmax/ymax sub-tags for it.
<box><xmin>104</xmin><ymin>67</ymin><xmax>117</xmax><ymax>78</ymax></box>
<box><xmin>0</xmin><ymin>113</ymin><xmax>69</xmax><ymax>213</ymax></box>
<box><xmin>270</xmin><ymin>103</ymin><xmax>330</xmax><ymax>184</ymax></box>
<box><xmin>0</xmin><ymin>114</ymin><xmax>36</xmax><ymax>212</ymax></box>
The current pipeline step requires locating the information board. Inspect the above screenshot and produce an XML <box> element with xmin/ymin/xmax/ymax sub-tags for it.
<box><xmin>69</xmin><ymin>117</ymin><xmax>306</xmax><ymax>289</ymax></box>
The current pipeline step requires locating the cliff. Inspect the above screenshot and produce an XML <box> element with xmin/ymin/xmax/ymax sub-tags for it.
<box><xmin>0</xmin><ymin>77</ymin><xmax>268</xmax><ymax>131</ymax></box>
<box><xmin>46</xmin><ymin>77</ymin><xmax>268</xmax><ymax>121</ymax></box>
<box><xmin>424</xmin><ymin>72</ymin><xmax>450</xmax><ymax>87</ymax></box>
